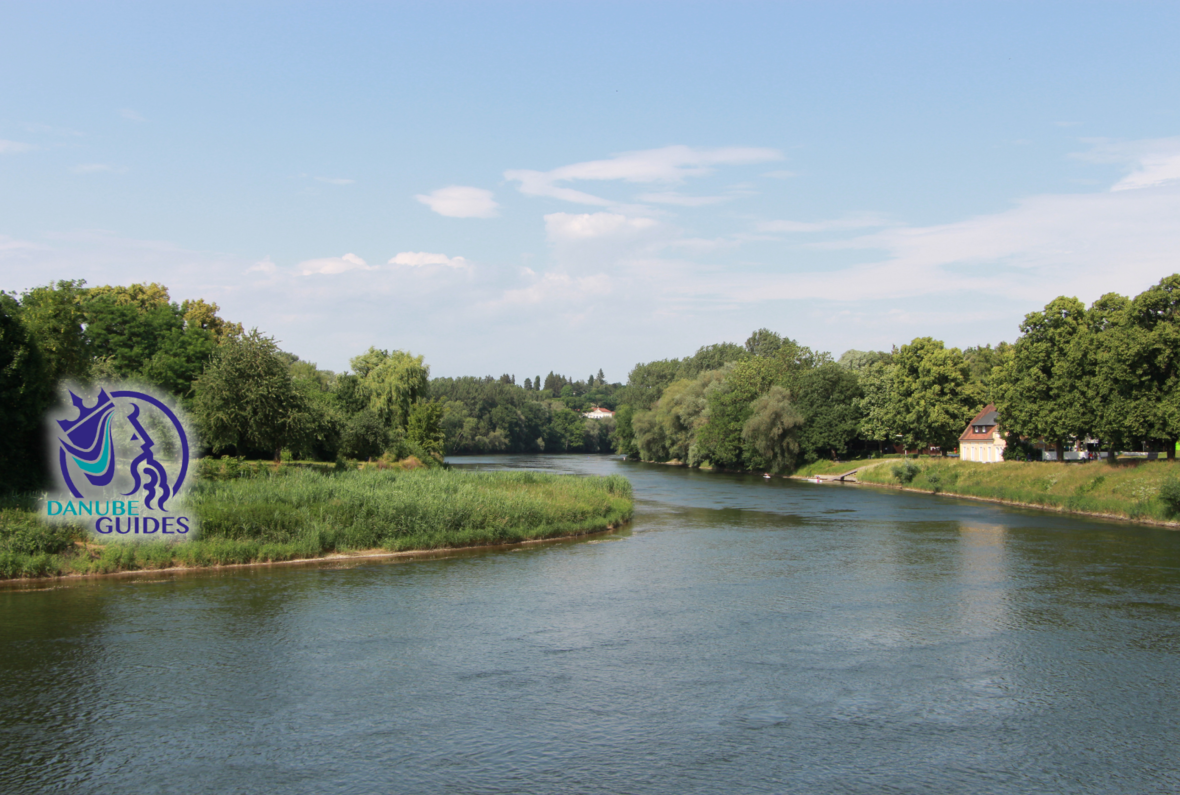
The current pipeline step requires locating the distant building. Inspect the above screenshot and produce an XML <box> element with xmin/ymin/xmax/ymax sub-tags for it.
<box><xmin>959</xmin><ymin>403</ymin><xmax>1006</xmax><ymax>463</ymax></box>
<box><xmin>584</xmin><ymin>407</ymin><xmax>615</xmax><ymax>419</ymax></box>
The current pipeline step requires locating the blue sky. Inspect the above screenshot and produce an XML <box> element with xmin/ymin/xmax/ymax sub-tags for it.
<box><xmin>3</xmin><ymin>2</ymin><xmax>1179</xmax><ymax>380</ymax></box>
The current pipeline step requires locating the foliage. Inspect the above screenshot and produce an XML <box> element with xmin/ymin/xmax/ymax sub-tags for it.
<box><xmin>994</xmin><ymin>296</ymin><xmax>1091</xmax><ymax>456</ymax></box>
<box><xmin>892</xmin><ymin>459</ymin><xmax>921</xmax><ymax>484</ymax></box>
<box><xmin>351</xmin><ymin>347</ymin><xmax>429</xmax><ymax>430</ymax></box>
<box><xmin>886</xmin><ymin>337</ymin><xmax>974</xmax><ymax>452</ymax></box>
<box><xmin>192</xmin><ymin>330</ymin><xmax>312</xmax><ymax>461</ymax></box>
<box><xmin>1159</xmin><ymin>477</ymin><xmax>1180</xmax><ymax>516</ymax></box>
<box><xmin>407</xmin><ymin>401</ymin><xmax>446</xmax><ymax>456</ymax></box>
<box><xmin>0</xmin><ymin>294</ymin><xmax>54</xmax><ymax>489</ymax></box>
<box><xmin>741</xmin><ymin>386</ymin><xmax>803</xmax><ymax>472</ymax></box>
<box><xmin>792</xmin><ymin>363</ymin><xmax>863</xmax><ymax>463</ymax></box>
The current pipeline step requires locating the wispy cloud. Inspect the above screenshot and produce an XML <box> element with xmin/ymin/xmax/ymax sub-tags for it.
<box><xmin>505</xmin><ymin>145</ymin><xmax>782</xmax><ymax>207</ymax></box>
<box><xmin>0</xmin><ymin>139</ymin><xmax>34</xmax><ymax>154</ymax></box>
<box><xmin>120</xmin><ymin>109</ymin><xmax>146</xmax><ymax>122</ymax></box>
<box><xmin>316</xmin><ymin>177</ymin><xmax>355</xmax><ymax>185</ymax></box>
<box><xmin>757</xmin><ymin>213</ymin><xmax>895</xmax><ymax>233</ymax></box>
<box><xmin>298</xmin><ymin>253</ymin><xmax>374</xmax><ymax>275</ymax></box>
<box><xmin>637</xmin><ymin>191</ymin><xmax>730</xmax><ymax>207</ymax></box>
<box><xmin>1072</xmin><ymin>136</ymin><xmax>1180</xmax><ymax>191</ymax></box>
<box><xmin>73</xmin><ymin>163</ymin><xmax>120</xmax><ymax>174</ymax></box>
<box><xmin>388</xmin><ymin>251</ymin><xmax>470</xmax><ymax>269</ymax></box>
<box><xmin>415</xmin><ymin>186</ymin><xmax>498</xmax><ymax>218</ymax></box>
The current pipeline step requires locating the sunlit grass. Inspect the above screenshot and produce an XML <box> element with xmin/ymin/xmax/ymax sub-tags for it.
<box><xmin>0</xmin><ymin>468</ymin><xmax>633</xmax><ymax>580</ymax></box>
<box><xmin>857</xmin><ymin>458</ymin><xmax>1180</xmax><ymax>522</ymax></box>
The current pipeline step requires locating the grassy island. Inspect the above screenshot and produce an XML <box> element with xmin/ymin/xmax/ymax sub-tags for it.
<box><xmin>0</xmin><ymin>468</ymin><xmax>634</xmax><ymax>581</ymax></box>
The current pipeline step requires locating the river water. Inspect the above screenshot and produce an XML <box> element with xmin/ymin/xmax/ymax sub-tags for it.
<box><xmin>2</xmin><ymin>455</ymin><xmax>1178</xmax><ymax>794</ymax></box>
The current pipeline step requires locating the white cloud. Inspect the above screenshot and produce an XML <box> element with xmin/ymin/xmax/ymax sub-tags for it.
<box><xmin>388</xmin><ymin>251</ymin><xmax>471</xmax><ymax>269</ymax></box>
<box><xmin>0</xmin><ymin>140</ymin><xmax>33</xmax><ymax>154</ymax></box>
<box><xmin>415</xmin><ymin>186</ymin><xmax>498</xmax><ymax>218</ymax></box>
<box><xmin>637</xmin><ymin>191</ymin><xmax>729</xmax><ymax>207</ymax></box>
<box><xmin>506</xmin><ymin>145</ymin><xmax>782</xmax><ymax>207</ymax></box>
<box><xmin>247</xmin><ymin>256</ymin><xmax>277</xmax><ymax>274</ymax></box>
<box><xmin>298</xmin><ymin>253</ymin><xmax>374</xmax><ymax>275</ymax></box>
<box><xmin>544</xmin><ymin>212</ymin><xmax>660</xmax><ymax>242</ymax></box>
<box><xmin>73</xmin><ymin>163</ymin><xmax>119</xmax><ymax>174</ymax></box>
<box><xmin>757</xmin><ymin>213</ymin><xmax>895</xmax><ymax>233</ymax></box>
<box><xmin>1073</xmin><ymin>137</ymin><xmax>1180</xmax><ymax>192</ymax></box>
<box><xmin>316</xmin><ymin>177</ymin><xmax>355</xmax><ymax>185</ymax></box>
<box><xmin>120</xmin><ymin>109</ymin><xmax>146</xmax><ymax>122</ymax></box>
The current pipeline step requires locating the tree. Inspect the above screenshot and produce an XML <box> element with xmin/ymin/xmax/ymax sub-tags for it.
<box><xmin>0</xmin><ymin>294</ymin><xmax>54</xmax><ymax>488</ymax></box>
<box><xmin>549</xmin><ymin>407</ymin><xmax>586</xmax><ymax>451</ymax></box>
<box><xmin>994</xmin><ymin>297</ymin><xmax>1091</xmax><ymax>459</ymax></box>
<box><xmin>792</xmin><ymin>363</ymin><xmax>863</xmax><ymax>462</ymax></box>
<box><xmin>192</xmin><ymin>330</ymin><xmax>311</xmax><ymax>462</ymax></box>
<box><xmin>17</xmin><ymin>280</ymin><xmax>91</xmax><ymax>385</ymax></box>
<box><xmin>350</xmin><ymin>347</ymin><xmax>429</xmax><ymax>430</ymax></box>
<box><xmin>694</xmin><ymin>358</ymin><xmax>776</xmax><ymax>469</ymax></box>
<box><xmin>407</xmin><ymin>401</ymin><xmax>446</xmax><ymax>456</ymax></box>
<box><xmin>745</xmin><ymin>328</ymin><xmax>784</xmax><ymax>358</ymax></box>
<box><xmin>855</xmin><ymin>356</ymin><xmax>895</xmax><ymax>452</ymax></box>
<box><xmin>741</xmin><ymin>386</ymin><xmax>804</xmax><ymax>472</ymax></box>
<box><xmin>886</xmin><ymin>337</ymin><xmax>974</xmax><ymax>453</ymax></box>
<box><xmin>1118</xmin><ymin>275</ymin><xmax>1180</xmax><ymax>457</ymax></box>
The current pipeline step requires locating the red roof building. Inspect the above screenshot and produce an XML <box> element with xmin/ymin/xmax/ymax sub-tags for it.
<box><xmin>959</xmin><ymin>403</ymin><xmax>1006</xmax><ymax>463</ymax></box>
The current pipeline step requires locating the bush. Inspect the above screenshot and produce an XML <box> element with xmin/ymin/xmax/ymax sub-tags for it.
<box><xmin>1159</xmin><ymin>477</ymin><xmax>1180</xmax><ymax>516</ymax></box>
<box><xmin>892</xmin><ymin>459</ymin><xmax>921</xmax><ymax>484</ymax></box>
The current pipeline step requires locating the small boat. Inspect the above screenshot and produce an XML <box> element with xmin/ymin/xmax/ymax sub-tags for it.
<box><xmin>763</xmin><ymin>473</ymin><xmax>771</xmax><ymax>479</ymax></box>
<box><xmin>814</xmin><ymin>476</ymin><xmax>822</xmax><ymax>484</ymax></box>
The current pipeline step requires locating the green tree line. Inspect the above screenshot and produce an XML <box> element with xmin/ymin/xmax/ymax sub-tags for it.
<box><xmin>0</xmin><ymin>280</ymin><xmax>625</xmax><ymax>487</ymax></box>
<box><xmin>613</xmin><ymin>275</ymin><xmax>1180</xmax><ymax>471</ymax></box>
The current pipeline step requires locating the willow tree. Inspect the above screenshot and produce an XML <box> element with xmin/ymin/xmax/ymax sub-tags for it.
<box><xmin>350</xmin><ymin>347</ymin><xmax>430</xmax><ymax>431</ymax></box>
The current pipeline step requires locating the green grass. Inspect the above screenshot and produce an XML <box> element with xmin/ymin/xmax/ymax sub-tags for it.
<box><xmin>857</xmin><ymin>458</ymin><xmax>1180</xmax><ymax>523</ymax></box>
<box><xmin>0</xmin><ymin>467</ymin><xmax>633</xmax><ymax>580</ymax></box>
<box><xmin>790</xmin><ymin>457</ymin><xmax>898</xmax><ymax>478</ymax></box>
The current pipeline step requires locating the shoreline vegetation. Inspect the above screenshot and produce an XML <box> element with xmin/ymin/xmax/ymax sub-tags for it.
<box><xmin>797</xmin><ymin>457</ymin><xmax>1180</xmax><ymax>528</ymax></box>
<box><xmin>0</xmin><ymin>466</ymin><xmax>634</xmax><ymax>582</ymax></box>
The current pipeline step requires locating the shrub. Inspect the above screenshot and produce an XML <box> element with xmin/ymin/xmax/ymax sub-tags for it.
<box><xmin>1159</xmin><ymin>477</ymin><xmax>1180</xmax><ymax>516</ymax></box>
<box><xmin>892</xmin><ymin>459</ymin><xmax>921</xmax><ymax>484</ymax></box>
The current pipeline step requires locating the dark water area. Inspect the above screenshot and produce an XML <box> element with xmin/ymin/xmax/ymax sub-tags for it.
<box><xmin>2</xmin><ymin>455</ymin><xmax>1179</xmax><ymax>794</ymax></box>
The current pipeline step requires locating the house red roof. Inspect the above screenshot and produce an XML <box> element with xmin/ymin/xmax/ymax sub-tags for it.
<box><xmin>960</xmin><ymin>403</ymin><xmax>1000</xmax><ymax>441</ymax></box>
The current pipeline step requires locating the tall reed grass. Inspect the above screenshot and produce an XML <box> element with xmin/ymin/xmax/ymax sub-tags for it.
<box><xmin>0</xmin><ymin>468</ymin><xmax>633</xmax><ymax>580</ymax></box>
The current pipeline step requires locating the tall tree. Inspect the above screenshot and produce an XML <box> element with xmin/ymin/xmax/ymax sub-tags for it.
<box><xmin>886</xmin><ymin>337</ymin><xmax>974</xmax><ymax>453</ymax></box>
<box><xmin>741</xmin><ymin>386</ymin><xmax>804</xmax><ymax>472</ymax></box>
<box><xmin>350</xmin><ymin>347</ymin><xmax>429</xmax><ymax>431</ymax></box>
<box><xmin>16</xmin><ymin>280</ymin><xmax>90</xmax><ymax>385</ymax></box>
<box><xmin>994</xmin><ymin>297</ymin><xmax>1091</xmax><ymax>458</ymax></box>
<box><xmin>193</xmin><ymin>330</ymin><xmax>311</xmax><ymax>462</ymax></box>
<box><xmin>0</xmin><ymin>295</ymin><xmax>54</xmax><ymax>488</ymax></box>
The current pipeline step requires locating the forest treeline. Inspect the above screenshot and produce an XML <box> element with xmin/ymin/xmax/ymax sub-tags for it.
<box><xmin>3</xmin><ymin>275</ymin><xmax>1178</xmax><ymax>489</ymax></box>
<box><xmin>614</xmin><ymin>275</ymin><xmax>1180</xmax><ymax>471</ymax></box>
<box><xmin>0</xmin><ymin>280</ymin><xmax>626</xmax><ymax>489</ymax></box>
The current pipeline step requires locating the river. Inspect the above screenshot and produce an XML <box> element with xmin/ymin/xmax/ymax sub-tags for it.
<box><xmin>2</xmin><ymin>455</ymin><xmax>1178</xmax><ymax>794</ymax></box>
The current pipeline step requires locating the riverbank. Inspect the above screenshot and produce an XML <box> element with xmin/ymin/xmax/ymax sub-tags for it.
<box><xmin>0</xmin><ymin>468</ymin><xmax>634</xmax><ymax>581</ymax></box>
<box><xmin>809</xmin><ymin>458</ymin><xmax>1180</xmax><ymax>528</ymax></box>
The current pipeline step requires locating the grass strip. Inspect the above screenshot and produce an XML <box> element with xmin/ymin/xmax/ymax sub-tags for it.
<box><xmin>856</xmin><ymin>458</ymin><xmax>1180</xmax><ymax>524</ymax></box>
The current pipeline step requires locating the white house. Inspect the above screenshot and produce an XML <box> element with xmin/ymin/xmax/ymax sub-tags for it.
<box><xmin>959</xmin><ymin>403</ymin><xmax>1006</xmax><ymax>463</ymax></box>
<box><xmin>584</xmin><ymin>407</ymin><xmax>615</xmax><ymax>419</ymax></box>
